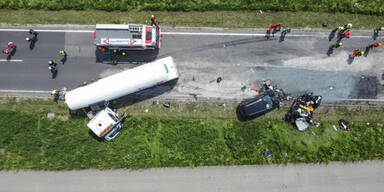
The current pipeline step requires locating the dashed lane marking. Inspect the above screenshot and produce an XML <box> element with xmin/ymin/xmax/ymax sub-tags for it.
<box><xmin>0</xmin><ymin>59</ymin><xmax>23</xmax><ymax>62</ymax></box>
<box><xmin>0</xmin><ymin>89</ymin><xmax>50</xmax><ymax>94</ymax></box>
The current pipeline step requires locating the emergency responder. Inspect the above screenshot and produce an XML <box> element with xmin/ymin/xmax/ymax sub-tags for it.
<box><xmin>59</xmin><ymin>50</ymin><xmax>67</xmax><ymax>56</ymax></box>
<box><xmin>29</xmin><ymin>28</ymin><xmax>38</xmax><ymax>36</ymax></box>
<box><xmin>7</xmin><ymin>42</ymin><xmax>16</xmax><ymax>49</ymax></box>
<box><xmin>369</xmin><ymin>42</ymin><xmax>383</xmax><ymax>48</ymax></box>
<box><xmin>112</xmin><ymin>49</ymin><xmax>121</xmax><ymax>65</ymax></box>
<box><xmin>373</xmin><ymin>27</ymin><xmax>384</xmax><ymax>40</ymax></box>
<box><xmin>329</xmin><ymin>42</ymin><xmax>343</xmax><ymax>49</ymax></box>
<box><xmin>7</xmin><ymin>42</ymin><xmax>17</xmax><ymax>55</ymax></box>
<box><xmin>51</xmin><ymin>89</ymin><xmax>60</xmax><ymax>103</ymax></box>
<box><xmin>48</xmin><ymin>60</ymin><xmax>58</xmax><ymax>72</ymax></box>
<box><xmin>26</xmin><ymin>29</ymin><xmax>38</xmax><ymax>50</ymax></box>
<box><xmin>352</xmin><ymin>48</ymin><xmax>364</xmax><ymax>58</ymax></box>
<box><xmin>343</xmin><ymin>23</ymin><xmax>352</xmax><ymax>30</ymax></box>
<box><xmin>374</xmin><ymin>27</ymin><xmax>384</xmax><ymax>33</ymax></box>
<box><xmin>279</xmin><ymin>28</ymin><xmax>291</xmax><ymax>42</ymax></box>
<box><xmin>59</xmin><ymin>50</ymin><xmax>67</xmax><ymax>64</ymax></box>
<box><xmin>151</xmin><ymin>15</ymin><xmax>156</xmax><ymax>26</ymax></box>
<box><xmin>338</xmin><ymin>30</ymin><xmax>350</xmax><ymax>41</ymax></box>
<box><xmin>267</xmin><ymin>23</ymin><xmax>282</xmax><ymax>37</ymax></box>
<box><xmin>332</xmin><ymin>26</ymin><xmax>344</xmax><ymax>33</ymax></box>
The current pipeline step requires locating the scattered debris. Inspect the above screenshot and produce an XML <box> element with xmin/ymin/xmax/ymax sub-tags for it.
<box><xmin>322</xmin><ymin>22</ymin><xmax>328</xmax><ymax>27</ymax></box>
<box><xmin>312</xmin><ymin>131</ymin><xmax>316</xmax><ymax>136</ymax></box>
<box><xmin>241</xmin><ymin>85</ymin><xmax>247</xmax><ymax>92</ymax></box>
<box><xmin>189</xmin><ymin>93</ymin><xmax>198</xmax><ymax>100</ymax></box>
<box><xmin>332</xmin><ymin>125</ymin><xmax>339</xmax><ymax>131</ymax></box>
<box><xmin>192</xmin><ymin>76</ymin><xmax>196</xmax><ymax>81</ymax></box>
<box><xmin>216</xmin><ymin>77</ymin><xmax>222</xmax><ymax>83</ymax></box>
<box><xmin>47</xmin><ymin>113</ymin><xmax>55</xmax><ymax>119</ymax></box>
<box><xmin>264</xmin><ymin>150</ymin><xmax>273</xmax><ymax>159</ymax></box>
<box><xmin>329</xmin><ymin>86</ymin><xmax>334</xmax><ymax>90</ymax></box>
<box><xmin>163</xmin><ymin>102</ymin><xmax>171</xmax><ymax>108</ymax></box>
<box><xmin>377</xmin><ymin>123</ymin><xmax>383</xmax><ymax>127</ymax></box>
<box><xmin>144</xmin><ymin>109</ymin><xmax>149</xmax><ymax>113</ymax></box>
<box><xmin>284</xmin><ymin>152</ymin><xmax>288</xmax><ymax>158</ymax></box>
<box><xmin>152</xmin><ymin>100</ymin><xmax>159</xmax><ymax>105</ymax></box>
<box><xmin>338</xmin><ymin>119</ymin><xmax>351</xmax><ymax>131</ymax></box>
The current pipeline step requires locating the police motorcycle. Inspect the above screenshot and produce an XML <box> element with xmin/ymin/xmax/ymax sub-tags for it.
<box><xmin>283</xmin><ymin>92</ymin><xmax>322</xmax><ymax>131</ymax></box>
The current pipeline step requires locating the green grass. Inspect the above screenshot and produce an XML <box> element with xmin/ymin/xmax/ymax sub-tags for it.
<box><xmin>1</xmin><ymin>9</ymin><xmax>384</xmax><ymax>29</ymax></box>
<box><xmin>1</xmin><ymin>0</ymin><xmax>384</xmax><ymax>15</ymax></box>
<box><xmin>0</xmin><ymin>98</ymin><xmax>383</xmax><ymax>170</ymax></box>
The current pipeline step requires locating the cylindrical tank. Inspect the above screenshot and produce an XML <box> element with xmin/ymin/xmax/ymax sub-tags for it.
<box><xmin>65</xmin><ymin>56</ymin><xmax>178</xmax><ymax>110</ymax></box>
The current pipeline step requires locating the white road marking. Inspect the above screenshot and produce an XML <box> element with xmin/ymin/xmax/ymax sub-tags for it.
<box><xmin>0</xmin><ymin>59</ymin><xmax>23</xmax><ymax>62</ymax></box>
<box><xmin>0</xmin><ymin>89</ymin><xmax>50</xmax><ymax>94</ymax></box>
<box><xmin>0</xmin><ymin>28</ymin><xmax>374</xmax><ymax>38</ymax></box>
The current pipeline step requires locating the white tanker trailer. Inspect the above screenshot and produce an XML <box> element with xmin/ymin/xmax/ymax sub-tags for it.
<box><xmin>65</xmin><ymin>56</ymin><xmax>178</xmax><ymax>140</ymax></box>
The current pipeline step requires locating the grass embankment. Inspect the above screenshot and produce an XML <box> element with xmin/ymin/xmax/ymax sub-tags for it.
<box><xmin>1</xmin><ymin>9</ymin><xmax>384</xmax><ymax>29</ymax></box>
<box><xmin>0</xmin><ymin>98</ymin><xmax>383</xmax><ymax>170</ymax></box>
<box><xmin>1</xmin><ymin>0</ymin><xmax>384</xmax><ymax>15</ymax></box>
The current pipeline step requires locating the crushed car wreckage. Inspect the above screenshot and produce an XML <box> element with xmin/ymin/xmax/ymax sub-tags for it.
<box><xmin>236</xmin><ymin>80</ymin><xmax>290</xmax><ymax>121</ymax></box>
<box><xmin>283</xmin><ymin>92</ymin><xmax>322</xmax><ymax>131</ymax></box>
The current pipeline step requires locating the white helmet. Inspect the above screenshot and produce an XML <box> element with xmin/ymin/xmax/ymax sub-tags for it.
<box><xmin>26</xmin><ymin>37</ymin><xmax>31</xmax><ymax>41</ymax></box>
<box><xmin>48</xmin><ymin>60</ymin><xmax>53</xmax><ymax>65</ymax></box>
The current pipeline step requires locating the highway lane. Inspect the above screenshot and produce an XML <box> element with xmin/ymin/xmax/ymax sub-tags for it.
<box><xmin>1</xmin><ymin>161</ymin><xmax>384</xmax><ymax>192</ymax></box>
<box><xmin>0</xmin><ymin>27</ymin><xmax>383</xmax><ymax>101</ymax></box>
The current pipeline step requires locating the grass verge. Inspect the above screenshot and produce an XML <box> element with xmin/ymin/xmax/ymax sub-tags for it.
<box><xmin>0</xmin><ymin>97</ymin><xmax>383</xmax><ymax>170</ymax></box>
<box><xmin>1</xmin><ymin>9</ymin><xmax>384</xmax><ymax>29</ymax></box>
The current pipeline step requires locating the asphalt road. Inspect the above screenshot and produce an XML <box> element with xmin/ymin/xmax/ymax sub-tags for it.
<box><xmin>0</xmin><ymin>27</ymin><xmax>383</xmax><ymax>102</ymax></box>
<box><xmin>1</xmin><ymin>161</ymin><xmax>384</xmax><ymax>192</ymax></box>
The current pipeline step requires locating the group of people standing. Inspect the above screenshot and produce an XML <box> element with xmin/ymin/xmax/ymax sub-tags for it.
<box><xmin>327</xmin><ymin>23</ymin><xmax>383</xmax><ymax>59</ymax></box>
<box><xmin>1</xmin><ymin>28</ymin><xmax>68</xmax><ymax>79</ymax></box>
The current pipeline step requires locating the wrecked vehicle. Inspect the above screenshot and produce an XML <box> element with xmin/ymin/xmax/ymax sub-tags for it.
<box><xmin>283</xmin><ymin>92</ymin><xmax>322</xmax><ymax>131</ymax></box>
<box><xmin>236</xmin><ymin>81</ymin><xmax>289</xmax><ymax>121</ymax></box>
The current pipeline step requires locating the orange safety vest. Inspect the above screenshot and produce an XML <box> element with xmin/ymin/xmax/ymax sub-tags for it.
<box><xmin>268</xmin><ymin>24</ymin><xmax>279</xmax><ymax>31</ymax></box>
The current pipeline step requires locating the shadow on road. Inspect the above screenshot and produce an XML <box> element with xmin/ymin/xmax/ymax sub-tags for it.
<box><xmin>347</xmin><ymin>55</ymin><xmax>354</xmax><ymax>64</ymax></box>
<box><xmin>69</xmin><ymin>79</ymin><xmax>178</xmax><ymax>117</ymax></box>
<box><xmin>328</xmin><ymin>31</ymin><xmax>336</xmax><ymax>41</ymax></box>
<box><xmin>364</xmin><ymin>47</ymin><xmax>371</xmax><ymax>57</ymax></box>
<box><xmin>373</xmin><ymin>31</ymin><xmax>379</xmax><ymax>40</ymax></box>
<box><xmin>95</xmin><ymin>48</ymin><xmax>159</xmax><ymax>64</ymax></box>
<box><xmin>110</xmin><ymin>79</ymin><xmax>178</xmax><ymax>109</ymax></box>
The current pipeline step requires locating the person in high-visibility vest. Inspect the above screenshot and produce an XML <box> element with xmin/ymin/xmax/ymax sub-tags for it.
<box><xmin>330</xmin><ymin>42</ymin><xmax>343</xmax><ymax>49</ymax></box>
<box><xmin>59</xmin><ymin>50</ymin><xmax>67</xmax><ymax>64</ymax></box>
<box><xmin>352</xmin><ymin>48</ymin><xmax>364</xmax><ymax>58</ymax></box>
<box><xmin>51</xmin><ymin>89</ymin><xmax>59</xmax><ymax>103</ymax></box>
<box><xmin>59</xmin><ymin>50</ymin><xmax>67</xmax><ymax>56</ymax></box>
<box><xmin>267</xmin><ymin>23</ymin><xmax>282</xmax><ymax>37</ymax></box>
